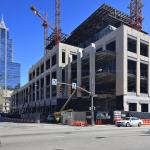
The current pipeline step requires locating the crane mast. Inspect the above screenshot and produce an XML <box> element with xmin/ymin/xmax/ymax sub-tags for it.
<box><xmin>130</xmin><ymin>0</ymin><xmax>143</xmax><ymax>31</ymax></box>
<box><xmin>54</xmin><ymin>0</ymin><xmax>61</xmax><ymax>44</ymax></box>
<box><xmin>30</xmin><ymin>0</ymin><xmax>61</xmax><ymax>54</ymax></box>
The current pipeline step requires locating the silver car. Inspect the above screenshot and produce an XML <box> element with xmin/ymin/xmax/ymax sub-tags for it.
<box><xmin>115</xmin><ymin>117</ymin><xmax>143</xmax><ymax>127</ymax></box>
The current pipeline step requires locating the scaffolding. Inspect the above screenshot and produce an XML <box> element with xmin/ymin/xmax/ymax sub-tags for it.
<box><xmin>46</xmin><ymin>32</ymin><xmax>68</xmax><ymax>50</ymax></box>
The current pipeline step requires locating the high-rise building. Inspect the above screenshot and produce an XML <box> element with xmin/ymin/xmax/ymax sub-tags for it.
<box><xmin>0</xmin><ymin>16</ymin><xmax>20</xmax><ymax>90</ymax></box>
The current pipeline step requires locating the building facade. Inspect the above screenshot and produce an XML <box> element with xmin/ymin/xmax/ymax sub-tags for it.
<box><xmin>11</xmin><ymin>4</ymin><xmax>150</xmax><ymax>115</ymax></box>
<box><xmin>0</xmin><ymin>89</ymin><xmax>13</xmax><ymax>112</ymax></box>
<box><xmin>11</xmin><ymin>43</ymin><xmax>82</xmax><ymax>114</ymax></box>
<box><xmin>0</xmin><ymin>17</ymin><xmax>20</xmax><ymax>112</ymax></box>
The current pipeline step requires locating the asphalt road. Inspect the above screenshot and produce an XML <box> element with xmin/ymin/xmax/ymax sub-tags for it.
<box><xmin>0</xmin><ymin>122</ymin><xmax>150</xmax><ymax>150</ymax></box>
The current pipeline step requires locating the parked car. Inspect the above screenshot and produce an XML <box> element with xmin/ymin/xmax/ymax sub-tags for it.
<box><xmin>47</xmin><ymin>114</ymin><xmax>56</xmax><ymax>123</ymax></box>
<box><xmin>115</xmin><ymin>117</ymin><xmax>143</xmax><ymax>127</ymax></box>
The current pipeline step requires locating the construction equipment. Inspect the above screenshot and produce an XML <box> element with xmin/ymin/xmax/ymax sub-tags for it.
<box><xmin>54</xmin><ymin>0</ymin><xmax>61</xmax><ymax>45</ymax></box>
<box><xmin>129</xmin><ymin>0</ymin><xmax>143</xmax><ymax>31</ymax></box>
<box><xmin>30</xmin><ymin>5</ymin><xmax>52</xmax><ymax>55</ymax></box>
<box><xmin>30</xmin><ymin>0</ymin><xmax>61</xmax><ymax>54</ymax></box>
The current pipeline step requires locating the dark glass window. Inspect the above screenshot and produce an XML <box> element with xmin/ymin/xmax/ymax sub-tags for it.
<box><xmin>32</xmin><ymin>71</ymin><xmax>35</xmax><ymax>78</ymax></box>
<box><xmin>96</xmin><ymin>47</ymin><xmax>103</xmax><ymax>52</ymax></box>
<box><xmin>72</xmin><ymin>54</ymin><xmax>77</xmax><ymax>61</ymax></box>
<box><xmin>46</xmin><ymin>74</ymin><xmax>50</xmax><ymax>98</ymax></box>
<box><xmin>36</xmin><ymin>67</ymin><xmax>39</xmax><ymax>76</ymax></box>
<box><xmin>36</xmin><ymin>81</ymin><xmax>39</xmax><ymax>100</ymax></box>
<box><xmin>140</xmin><ymin>63</ymin><xmax>148</xmax><ymax>94</ymax></box>
<box><xmin>140</xmin><ymin>42</ymin><xmax>148</xmax><ymax>57</ymax></box>
<box><xmin>62</xmin><ymin>69</ymin><xmax>65</xmax><ymax>82</ymax></box>
<box><xmin>52</xmin><ymin>54</ymin><xmax>57</xmax><ymax>66</ymax></box>
<box><xmin>128</xmin><ymin>60</ymin><xmax>136</xmax><ymax>92</ymax></box>
<box><xmin>62</xmin><ymin>52</ymin><xmax>65</xmax><ymax>63</ymax></box>
<box><xmin>40</xmin><ymin>78</ymin><xmax>44</xmax><ymax>99</ymax></box>
<box><xmin>40</xmin><ymin>63</ymin><xmax>44</xmax><ymax>73</ymax></box>
<box><xmin>141</xmin><ymin>104</ymin><xmax>148</xmax><ymax>112</ymax></box>
<box><xmin>106</xmin><ymin>41</ymin><xmax>116</xmax><ymax>52</ymax></box>
<box><xmin>128</xmin><ymin>37</ymin><xmax>137</xmax><ymax>53</ymax></box>
<box><xmin>46</xmin><ymin>59</ymin><xmax>50</xmax><ymax>70</ymax></box>
<box><xmin>129</xmin><ymin>103</ymin><xmax>137</xmax><ymax>111</ymax></box>
<box><xmin>29</xmin><ymin>73</ymin><xmax>32</xmax><ymax>81</ymax></box>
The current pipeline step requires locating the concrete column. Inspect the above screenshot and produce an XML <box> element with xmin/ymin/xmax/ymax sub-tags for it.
<box><xmin>35</xmin><ymin>80</ymin><xmax>37</xmax><ymax>102</ymax></box>
<box><xmin>116</xmin><ymin>26</ymin><xmax>126</xmax><ymax>96</ymax></box>
<box><xmin>50</xmin><ymin>54</ymin><xmax>52</xmax><ymax>100</ymax></box>
<box><xmin>27</xmin><ymin>87</ymin><xmax>29</xmax><ymax>104</ymax></box>
<box><xmin>39</xmin><ymin>79</ymin><xmax>41</xmax><ymax>102</ymax></box>
<box><xmin>148</xmin><ymin>40</ymin><xmax>150</xmax><ymax>97</ymax></box>
<box><xmin>34</xmin><ymin>69</ymin><xmax>37</xmax><ymax>105</ymax></box>
<box><xmin>136</xmin><ymin>35</ymin><xmax>140</xmax><ymax>96</ymax></box>
<box><xmin>137</xmin><ymin>102</ymin><xmax>141</xmax><ymax>112</ymax></box>
<box><xmin>124</xmin><ymin>101</ymin><xmax>128</xmax><ymax>111</ymax></box>
<box><xmin>67</xmin><ymin>54</ymin><xmax>72</xmax><ymax>96</ymax></box>
<box><xmin>90</xmin><ymin>43</ymin><xmax>96</xmax><ymax>95</ymax></box>
<box><xmin>50</xmin><ymin>72</ymin><xmax>52</xmax><ymax>100</ymax></box>
<box><xmin>31</xmin><ymin>84</ymin><xmax>33</xmax><ymax>103</ymax></box>
<box><xmin>77</xmin><ymin>51</ymin><xmax>82</xmax><ymax>97</ymax></box>
<box><xmin>44</xmin><ymin>76</ymin><xmax>46</xmax><ymax>100</ymax></box>
<box><xmin>148</xmin><ymin>103</ymin><xmax>150</xmax><ymax>113</ymax></box>
<box><xmin>103</xmin><ymin>42</ymin><xmax>106</xmax><ymax>50</ymax></box>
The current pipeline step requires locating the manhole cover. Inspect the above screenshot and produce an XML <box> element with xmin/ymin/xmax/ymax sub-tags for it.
<box><xmin>96</xmin><ymin>137</ymin><xmax>105</xmax><ymax>139</ymax></box>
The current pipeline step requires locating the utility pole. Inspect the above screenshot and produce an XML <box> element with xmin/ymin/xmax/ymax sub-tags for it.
<box><xmin>91</xmin><ymin>93</ymin><xmax>95</xmax><ymax>126</ymax></box>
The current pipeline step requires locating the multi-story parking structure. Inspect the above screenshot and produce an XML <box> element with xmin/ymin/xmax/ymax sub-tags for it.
<box><xmin>11</xmin><ymin>4</ymin><xmax>150</xmax><ymax>115</ymax></box>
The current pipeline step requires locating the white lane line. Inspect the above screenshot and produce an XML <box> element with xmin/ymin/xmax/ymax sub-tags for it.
<box><xmin>55</xmin><ymin>135</ymin><xmax>65</xmax><ymax>138</ymax></box>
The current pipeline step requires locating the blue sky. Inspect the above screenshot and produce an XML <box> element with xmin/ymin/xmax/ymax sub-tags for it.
<box><xmin>0</xmin><ymin>0</ymin><xmax>150</xmax><ymax>86</ymax></box>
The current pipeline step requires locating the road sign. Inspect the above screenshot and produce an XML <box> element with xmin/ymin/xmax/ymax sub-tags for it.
<box><xmin>72</xmin><ymin>82</ymin><xmax>77</xmax><ymax>89</ymax></box>
<box><xmin>52</xmin><ymin>79</ymin><xmax>57</xmax><ymax>85</ymax></box>
<box><xmin>89</xmin><ymin>106</ymin><xmax>96</xmax><ymax>110</ymax></box>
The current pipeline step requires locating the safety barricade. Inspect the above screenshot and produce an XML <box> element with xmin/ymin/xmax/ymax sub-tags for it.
<box><xmin>142</xmin><ymin>119</ymin><xmax>150</xmax><ymax>125</ymax></box>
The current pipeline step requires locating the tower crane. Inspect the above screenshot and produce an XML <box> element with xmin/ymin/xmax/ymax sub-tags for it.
<box><xmin>129</xmin><ymin>0</ymin><xmax>143</xmax><ymax>31</ymax></box>
<box><xmin>30</xmin><ymin>5</ymin><xmax>53</xmax><ymax>54</ymax></box>
<box><xmin>54</xmin><ymin>0</ymin><xmax>61</xmax><ymax>45</ymax></box>
<box><xmin>30</xmin><ymin>0</ymin><xmax>61</xmax><ymax>54</ymax></box>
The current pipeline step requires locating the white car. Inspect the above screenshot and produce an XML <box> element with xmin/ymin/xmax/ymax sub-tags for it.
<box><xmin>115</xmin><ymin>117</ymin><xmax>143</xmax><ymax>127</ymax></box>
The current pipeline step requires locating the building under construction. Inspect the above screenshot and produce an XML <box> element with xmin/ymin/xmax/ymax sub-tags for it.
<box><xmin>11</xmin><ymin>3</ymin><xmax>150</xmax><ymax>116</ymax></box>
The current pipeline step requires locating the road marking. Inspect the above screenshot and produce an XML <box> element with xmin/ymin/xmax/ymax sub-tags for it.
<box><xmin>55</xmin><ymin>135</ymin><xmax>65</xmax><ymax>138</ymax></box>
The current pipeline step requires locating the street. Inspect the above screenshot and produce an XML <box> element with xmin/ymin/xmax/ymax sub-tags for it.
<box><xmin>0</xmin><ymin>123</ymin><xmax>150</xmax><ymax>150</ymax></box>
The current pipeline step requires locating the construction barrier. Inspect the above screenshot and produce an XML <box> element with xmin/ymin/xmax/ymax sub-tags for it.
<box><xmin>96</xmin><ymin>119</ymin><xmax>102</xmax><ymax>125</ymax></box>
<box><xmin>142</xmin><ymin>119</ymin><xmax>150</xmax><ymax>125</ymax></box>
<box><xmin>72</xmin><ymin>121</ymin><xmax>88</xmax><ymax>126</ymax></box>
<box><xmin>113</xmin><ymin>111</ymin><xmax>121</xmax><ymax>123</ymax></box>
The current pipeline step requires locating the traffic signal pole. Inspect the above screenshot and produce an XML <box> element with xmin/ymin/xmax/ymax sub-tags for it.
<box><xmin>52</xmin><ymin>79</ymin><xmax>96</xmax><ymax>125</ymax></box>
